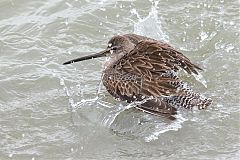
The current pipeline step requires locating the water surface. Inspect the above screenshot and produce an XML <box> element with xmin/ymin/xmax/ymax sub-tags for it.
<box><xmin>0</xmin><ymin>0</ymin><xmax>239</xmax><ymax>159</ymax></box>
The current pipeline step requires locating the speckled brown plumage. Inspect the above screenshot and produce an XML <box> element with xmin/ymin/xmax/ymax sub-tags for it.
<box><xmin>63</xmin><ymin>34</ymin><xmax>212</xmax><ymax>120</ymax></box>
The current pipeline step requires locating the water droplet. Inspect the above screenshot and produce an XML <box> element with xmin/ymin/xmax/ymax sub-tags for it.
<box><xmin>69</xmin><ymin>98</ymin><xmax>74</xmax><ymax>106</ymax></box>
<box><xmin>116</xmin><ymin>14</ymin><xmax>120</xmax><ymax>18</ymax></box>
<box><xmin>182</xmin><ymin>37</ymin><xmax>186</xmax><ymax>42</ymax></box>
<box><xmin>42</xmin><ymin>57</ymin><xmax>47</xmax><ymax>61</ymax></box>
<box><xmin>65</xmin><ymin>2</ymin><xmax>73</xmax><ymax>7</ymax></box>
<box><xmin>229</xmin><ymin>21</ymin><xmax>235</xmax><ymax>25</ymax></box>
<box><xmin>100</xmin><ymin>8</ymin><xmax>106</xmax><ymax>11</ymax></box>
<box><xmin>9</xmin><ymin>154</ymin><xmax>13</xmax><ymax>158</ymax></box>
<box><xmin>65</xmin><ymin>20</ymin><xmax>68</xmax><ymax>26</ymax></box>
<box><xmin>199</xmin><ymin>31</ymin><xmax>208</xmax><ymax>42</ymax></box>
<box><xmin>100</xmin><ymin>22</ymin><xmax>103</xmax><ymax>26</ymax></box>
<box><xmin>60</xmin><ymin>78</ymin><xmax>65</xmax><ymax>86</ymax></box>
<box><xmin>225</xmin><ymin>44</ymin><xmax>234</xmax><ymax>52</ymax></box>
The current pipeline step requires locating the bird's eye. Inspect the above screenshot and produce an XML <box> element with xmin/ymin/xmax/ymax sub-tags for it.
<box><xmin>111</xmin><ymin>46</ymin><xmax>117</xmax><ymax>51</ymax></box>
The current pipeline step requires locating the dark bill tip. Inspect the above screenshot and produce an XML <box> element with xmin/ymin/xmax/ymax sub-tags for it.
<box><xmin>63</xmin><ymin>60</ymin><xmax>75</xmax><ymax>65</ymax></box>
<box><xmin>62</xmin><ymin>49</ymin><xmax>108</xmax><ymax>65</ymax></box>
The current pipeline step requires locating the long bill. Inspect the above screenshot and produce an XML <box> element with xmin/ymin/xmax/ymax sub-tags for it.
<box><xmin>63</xmin><ymin>49</ymin><xmax>109</xmax><ymax>65</ymax></box>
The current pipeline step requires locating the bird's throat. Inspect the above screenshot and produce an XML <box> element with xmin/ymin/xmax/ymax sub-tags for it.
<box><xmin>103</xmin><ymin>53</ymin><xmax>125</xmax><ymax>69</ymax></box>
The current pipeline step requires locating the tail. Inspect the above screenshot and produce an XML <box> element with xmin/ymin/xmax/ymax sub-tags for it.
<box><xmin>165</xmin><ymin>92</ymin><xmax>212</xmax><ymax>110</ymax></box>
<box><xmin>167</xmin><ymin>78</ymin><xmax>212</xmax><ymax>110</ymax></box>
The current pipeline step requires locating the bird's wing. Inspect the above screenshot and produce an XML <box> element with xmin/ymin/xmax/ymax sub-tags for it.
<box><xmin>125</xmin><ymin>40</ymin><xmax>203</xmax><ymax>75</ymax></box>
<box><xmin>103</xmin><ymin>69</ymin><xmax>178</xmax><ymax>119</ymax></box>
<box><xmin>103</xmin><ymin>68</ymin><xmax>181</xmax><ymax>99</ymax></box>
<box><xmin>105</xmin><ymin>39</ymin><xmax>203</xmax><ymax>98</ymax></box>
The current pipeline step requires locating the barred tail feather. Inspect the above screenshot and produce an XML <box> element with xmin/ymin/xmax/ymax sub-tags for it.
<box><xmin>165</xmin><ymin>92</ymin><xmax>212</xmax><ymax>110</ymax></box>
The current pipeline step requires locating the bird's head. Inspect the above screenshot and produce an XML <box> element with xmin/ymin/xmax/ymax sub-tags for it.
<box><xmin>63</xmin><ymin>35</ymin><xmax>134</xmax><ymax>65</ymax></box>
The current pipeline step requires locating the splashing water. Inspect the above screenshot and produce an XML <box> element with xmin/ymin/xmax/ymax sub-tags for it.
<box><xmin>133</xmin><ymin>5</ymin><xmax>169</xmax><ymax>42</ymax></box>
<box><xmin>101</xmin><ymin>97</ymin><xmax>155</xmax><ymax>127</ymax></box>
<box><xmin>144</xmin><ymin>114</ymin><xmax>187</xmax><ymax>142</ymax></box>
<box><xmin>101</xmin><ymin>103</ymin><xmax>135</xmax><ymax>127</ymax></box>
<box><xmin>192</xmin><ymin>72</ymin><xmax>208</xmax><ymax>88</ymax></box>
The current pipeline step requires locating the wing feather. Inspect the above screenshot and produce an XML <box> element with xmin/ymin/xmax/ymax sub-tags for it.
<box><xmin>131</xmin><ymin>40</ymin><xmax>203</xmax><ymax>75</ymax></box>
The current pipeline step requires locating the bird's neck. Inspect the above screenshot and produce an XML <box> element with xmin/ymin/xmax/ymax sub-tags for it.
<box><xmin>103</xmin><ymin>52</ymin><xmax>125</xmax><ymax>69</ymax></box>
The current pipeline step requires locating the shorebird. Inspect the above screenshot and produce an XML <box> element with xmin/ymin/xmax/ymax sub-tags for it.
<box><xmin>63</xmin><ymin>34</ymin><xmax>212</xmax><ymax>120</ymax></box>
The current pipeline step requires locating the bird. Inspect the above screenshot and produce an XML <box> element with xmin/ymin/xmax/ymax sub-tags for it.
<box><xmin>63</xmin><ymin>34</ymin><xmax>212</xmax><ymax>120</ymax></box>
